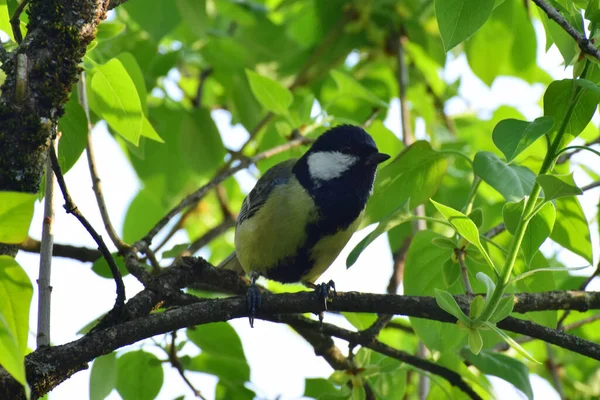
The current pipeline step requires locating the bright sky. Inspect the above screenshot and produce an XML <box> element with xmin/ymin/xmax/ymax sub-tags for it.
<box><xmin>14</xmin><ymin>21</ymin><xmax>600</xmax><ymax>400</ymax></box>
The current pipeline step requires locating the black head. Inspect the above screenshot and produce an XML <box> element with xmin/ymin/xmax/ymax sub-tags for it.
<box><xmin>306</xmin><ymin>125</ymin><xmax>386</xmax><ymax>162</ymax></box>
<box><xmin>293</xmin><ymin>125</ymin><xmax>390</xmax><ymax>233</ymax></box>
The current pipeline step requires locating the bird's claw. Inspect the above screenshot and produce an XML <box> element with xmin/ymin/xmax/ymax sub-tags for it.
<box><xmin>315</xmin><ymin>280</ymin><xmax>335</xmax><ymax>330</ymax></box>
<box><xmin>247</xmin><ymin>273</ymin><xmax>261</xmax><ymax>328</ymax></box>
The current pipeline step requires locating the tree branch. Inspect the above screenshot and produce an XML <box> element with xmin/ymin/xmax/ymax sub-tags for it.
<box><xmin>19</xmin><ymin>237</ymin><xmax>102</xmax><ymax>262</ymax></box>
<box><xmin>532</xmin><ymin>0</ymin><xmax>600</xmax><ymax>61</ymax></box>
<box><xmin>0</xmin><ymin>0</ymin><xmax>108</xmax><ymax>194</ymax></box>
<box><xmin>3</xmin><ymin>258</ymin><xmax>600</xmax><ymax>398</ymax></box>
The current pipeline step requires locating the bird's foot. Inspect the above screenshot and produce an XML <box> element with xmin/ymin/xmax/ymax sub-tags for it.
<box><xmin>247</xmin><ymin>272</ymin><xmax>261</xmax><ymax>328</ymax></box>
<box><xmin>313</xmin><ymin>280</ymin><xmax>336</xmax><ymax>329</ymax></box>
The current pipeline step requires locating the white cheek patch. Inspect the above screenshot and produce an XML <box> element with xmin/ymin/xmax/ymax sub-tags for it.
<box><xmin>307</xmin><ymin>151</ymin><xmax>358</xmax><ymax>181</ymax></box>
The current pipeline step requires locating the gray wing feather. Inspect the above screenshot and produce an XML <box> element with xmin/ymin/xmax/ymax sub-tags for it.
<box><xmin>237</xmin><ymin>159</ymin><xmax>296</xmax><ymax>225</ymax></box>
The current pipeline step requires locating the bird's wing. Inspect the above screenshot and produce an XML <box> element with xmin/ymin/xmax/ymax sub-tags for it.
<box><xmin>218</xmin><ymin>251</ymin><xmax>245</xmax><ymax>274</ymax></box>
<box><xmin>237</xmin><ymin>159</ymin><xmax>297</xmax><ymax>225</ymax></box>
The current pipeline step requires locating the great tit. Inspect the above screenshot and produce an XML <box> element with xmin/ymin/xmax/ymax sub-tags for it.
<box><xmin>222</xmin><ymin>124</ymin><xmax>390</xmax><ymax>325</ymax></box>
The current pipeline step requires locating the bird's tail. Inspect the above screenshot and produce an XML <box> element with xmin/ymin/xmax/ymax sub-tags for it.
<box><xmin>218</xmin><ymin>252</ymin><xmax>245</xmax><ymax>275</ymax></box>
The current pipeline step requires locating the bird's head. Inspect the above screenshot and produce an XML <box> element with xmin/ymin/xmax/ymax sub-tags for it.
<box><xmin>296</xmin><ymin>125</ymin><xmax>390</xmax><ymax>185</ymax></box>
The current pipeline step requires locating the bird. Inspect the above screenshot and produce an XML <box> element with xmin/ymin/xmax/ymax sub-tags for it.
<box><xmin>221</xmin><ymin>124</ymin><xmax>390</xmax><ymax>326</ymax></box>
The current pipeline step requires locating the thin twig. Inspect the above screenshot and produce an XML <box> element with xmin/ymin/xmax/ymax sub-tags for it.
<box><xmin>557</xmin><ymin>261</ymin><xmax>600</xmax><ymax>329</ymax></box>
<box><xmin>48</xmin><ymin>146</ymin><xmax>126</xmax><ymax>312</ymax></box>
<box><xmin>9</xmin><ymin>0</ymin><xmax>29</xmax><ymax>44</ymax></box>
<box><xmin>456</xmin><ymin>248</ymin><xmax>474</xmax><ymax>296</ymax></box>
<box><xmin>545</xmin><ymin>343</ymin><xmax>566</xmax><ymax>399</ymax></box>
<box><xmin>289</xmin><ymin>13</ymin><xmax>351</xmax><ymax>90</ymax></box>
<box><xmin>145</xmin><ymin>248</ymin><xmax>162</xmax><ymax>274</ymax></box>
<box><xmin>20</xmin><ymin>237</ymin><xmax>102</xmax><ymax>262</ymax></box>
<box><xmin>181</xmin><ymin>219</ymin><xmax>235</xmax><ymax>257</ymax></box>
<box><xmin>79</xmin><ymin>73</ymin><xmax>130</xmax><ymax>253</ymax></box>
<box><xmin>166</xmin><ymin>331</ymin><xmax>206</xmax><ymax>399</ymax></box>
<box><xmin>557</xmin><ymin>136</ymin><xmax>600</xmax><ymax>163</ymax></box>
<box><xmin>532</xmin><ymin>0</ymin><xmax>600</xmax><ymax>61</ymax></box>
<box><xmin>562</xmin><ymin>313</ymin><xmax>600</xmax><ymax>331</ymax></box>
<box><xmin>191</xmin><ymin>68</ymin><xmax>213</xmax><ymax>109</ymax></box>
<box><xmin>37</xmin><ymin>138</ymin><xmax>58</xmax><ymax>347</ymax></box>
<box><xmin>387</xmin><ymin>239</ymin><xmax>411</xmax><ymax>294</ymax></box>
<box><xmin>265</xmin><ymin>315</ymin><xmax>483</xmax><ymax>400</ymax></box>
<box><xmin>485</xmin><ymin>222</ymin><xmax>506</xmax><ymax>239</ymax></box>
<box><xmin>581</xmin><ymin>180</ymin><xmax>600</xmax><ymax>191</ymax></box>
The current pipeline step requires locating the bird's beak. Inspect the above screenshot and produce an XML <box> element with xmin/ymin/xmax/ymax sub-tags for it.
<box><xmin>366</xmin><ymin>152</ymin><xmax>391</xmax><ymax>165</ymax></box>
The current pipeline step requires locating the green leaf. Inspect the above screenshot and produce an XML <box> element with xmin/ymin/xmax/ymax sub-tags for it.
<box><xmin>215</xmin><ymin>380</ymin><xmax>255</xmax><ymax>400</ymax></box>
<box><xmin>57</xmin><ymin>92</ymin><xmax>88</xmax><ymax>174</ymax></box>
<box><xmin>430</xmin><ymin>200</ymin><xmax>494</xmax><ymax>268</ymax></box>
<box><xmin>489</xmin><ymin>294</ymin><xmax>514</xmax><ymax>323</ymax></box>
<box><xmin>435</xmin><ymin>0</ymin><xmax>495</xmax><ymax>51</ymax></box>
<box><xmin>492</xmin><ymin>117</ymin><xmax>554</xmax><ymax>162</ymax></box>
<box><xmin>469</xmin><ymin>295</ymin><xmax>485</xmax><ymax>319</ymax></box>
<box><xmin>468</xmin><ymin>328</ymin><xmax>483</xmax><ymax>354</ymax></box>
<box><xmin>442</xmin><ymin>258</ymin><xmax>461</xmax><ymax>287</ymax></box>
<box><xmin>538</xmin><ymin>8</ymin><xmax>578</xmax><ymax>65</ymax></box>
<box><xmin>473</xmin><ymin>151</ymin><xmax>537</xmax><ymax>202</ymax></box>
<box><xmin>245</xmin><ymin>69</ymin><xmax>293</xmax><ymax>116</ymax></box>
<box><xmin>484</xmin><ymin>322</ymin><xmax>540</xmax><ymax>364</ymax></box>
<box><xmin>434</xmin><ymin>289</ymin><xmax>470</xmax><ymax>325</ymax></box>
<box><xmin>465</xmin><ymin>0</ymin><xmax>545</xmax><ymax>86</ymax></box>
<box><xmin>96</xmin><ymin>22</ymin><xmax>126</xmax><ymax>41</ymax></box>
<box><xmin>461</xmin><ymin>349</ymin><xmax>533</xmax><ymax>400</ymax></box>
<box><xmin>186</xmin><ymin>322</ymin><xmax>250</xmax><ymax>382</ymax></box>
<box><xmin>342</xmin><ymin>313</ymin><xmax>378</xmax><ymax>331</ymax></box>
<box><xmin>365</xmin><ymin>141</ymin><xmax>448</xmax><ymax>224</ymax></box>
<box><xmin>123</xmin><ymin>0</ymin><xmax>180</xmax><ymax>42</ymax></box>
<box><xmin>90</xmin><ymin>352</ymin><xmax>116</xmax><ymax>400</ymax></box>
<box><xmin>122</xmin><ymin>188</ymin><xmax>166</xmax><ymax>244</ymax></box>
<box><xmin>91</xmin><ymin>253</ymin><xmax>129</xmax><ymax>279</ymax></box>
<box><xmin>0</xmin><ymin>256</ymin><xmax>32</xmax><ymax>356</ymax></box>
<box><xmin>161</xmin><ymin>243</ymin><xmax>189</xmax><ymax>259</ymax></box>
<box><xmin>187</xmin><ymin>322</ymin><xmax>246</xmax><ymax>361</ymax></box>
<box><xmin>0</xmin><ymin>313</ymin><xmax>28</xmax><ymax>395</ymax></box>
<box><xmin>330</xmin><ymin>70</ymin><xmax>388</xmax><ymax>108</ymax></box>
<box><xmin>431</xmin><ymin>200</ymin><xmax>480</xmax><ymax>246</ymax></box>
<box><xmin>347</xmin><ymin>201</ymin><xmax>411</xmax><ymax>267</ymax></box>
<box><xmin>180</xmin><ymin>108</ymin><xmax>226</xmax><ymax>175</ymax></box>
<box><xmin>503</xmin><ymin>200</ymin><xmax>556</xmax><ymax>265</ymax></box>
<box><xmin>550</xmin><ymin>196</ymin><xmax>593</xmax><ymax>263</ymax></box>
<box><xmin>183</xmin><ymin>353</ymin><xmax>250</xmax><ymax>383</ymax></box>
<box><xmin>432</xmin><ymin>237</ymin><xmax>456</xmax><ymax>249</ymax></box>
<box><xmin>89</xmin><ymin>58</ymin><xmax>162</xmax><ymax>145</ymax></box>
<box><xmin>476</xmin><ymin>272</ymin><xmax>496</xmax><ymax>299</ymax></box>
<box><xmin>468</xmin><ymin>208</ymin><xmax>484</xmax><ymax>229</ymax></box>
<box><xmin>0</xmin><ymin>191</ymin><xmax>36</xmax><ymax>243</ymax></box>
<box><xmin>116</xmin><ymin>350</ymin><xmax>163</xmax><ymax>400</ymax></box>
<box><xmin>304</xmin><ymin>378</ymin><xmax>346</xmax><ymax>399</ymax></box>
<box><xmin>536</xmin><ymin>173</ymin><xmax>583</xmax><ymax>201</ymax></box>
<box><xmin>116</xmin><ymin>53</ymin><xmax>148</xmax><ymax>115</ymax></box>
<box><xmin>176</xmin><ymin>0</ymin><xmax>206</xmax><ymax>38</ymax></box>
<box><xmin>544</xmin><ymin>79</ymin><xmax>600</xmax><ymax>142</ymax></box>
<box><xmin>366</xmin><ymin>353</ymin><xmax>407</xmax><ymax>400</ymax></box>
<box><xmin>405</xmin><ymin>231</ymin><xmax>466</xmax><ymax>352</ymax></box>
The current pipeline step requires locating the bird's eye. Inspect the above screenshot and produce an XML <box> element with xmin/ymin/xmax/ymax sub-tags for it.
<box><xmin>341</xmin><ymin>146</ymin><xmax>351</xmax><ymax>153</ymax></box>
